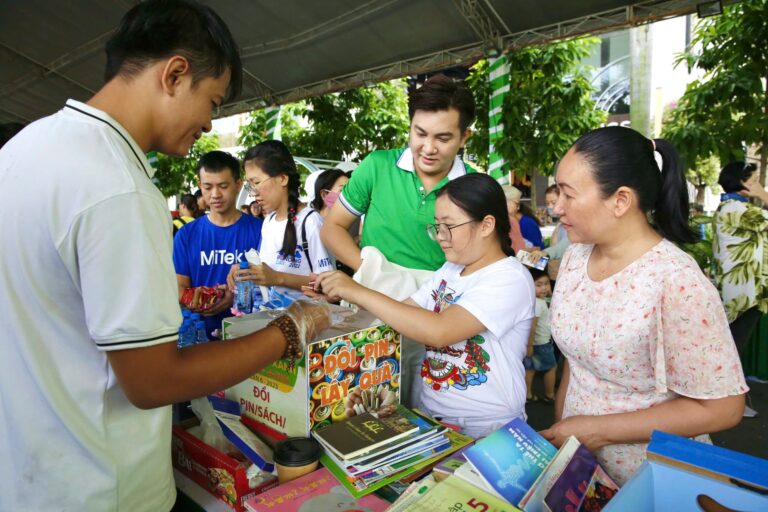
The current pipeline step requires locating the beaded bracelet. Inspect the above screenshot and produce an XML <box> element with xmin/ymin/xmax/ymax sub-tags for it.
<box><xmin>268</xmin><ymin>315</ymin><xmax>302</xmax><ymax>369</ymax></box>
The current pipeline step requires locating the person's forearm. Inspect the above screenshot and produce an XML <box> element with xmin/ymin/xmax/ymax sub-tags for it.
<box><xmin>554</xmin><ymin>359</ymin><xmax>569</xmax><ymax>422</ymax></box>
<box><xmin>346</xmin><ymin>286</ymin><xmax>470</xmax><ymax>347</ymax></box>
<box><xmin>587</xmin><ymin>394</ymin><xmax>744</xmax><ymax>448</ymax></box>
<box><xmin>545</xmin><ymin>237</ymin><xmax>569</xmax><ymax>260</ymax></box>
<box><xmin>321</xmin><ymin>223</ymin><xmax>362</xmax><ymax>271</ymax></box>
<box><xmin>273</xmin><ymin>271</ymin><xmax>311</xmax><ymax>290</ymax></box>
<box><xmin>121</xmin><ymin>327</ymin><xmax>287</xmax><ymax>409</ymax></box>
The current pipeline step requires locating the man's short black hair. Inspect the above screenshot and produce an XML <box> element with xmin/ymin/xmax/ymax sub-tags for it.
<box><xmin>196</xmin><ymin>150</ymin><xmax>241</xmax><ymax>181</ymax></box>
<box><xmin>408</xmin><ymin>74</ymin><xmax>476</xmax><ymax>132</ymax></box>
<box><xmin>718</xmin><ymin>161</ymin><xmax>758</xmax><ymax>193</ymax></box>
<box><xmin>105</xmin><ymin>0</ymin><xmax>242</xmax><ymax>102</ymax></box>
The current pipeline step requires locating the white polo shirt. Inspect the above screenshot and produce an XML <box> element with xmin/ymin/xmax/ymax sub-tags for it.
<box><xmin>0</xmin><ymin>100</ymin><xmax>181</xmax><ymax>511</ymax></box>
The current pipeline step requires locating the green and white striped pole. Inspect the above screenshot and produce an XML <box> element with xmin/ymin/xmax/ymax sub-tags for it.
<box><xmin>488</xmin><ymin>56</ymin><xmax>510</xmax><ymax>184</ymax></box>
<box><xmin>265</xmin><ymin>105</ymin><xmax>282</xmax><ymax>140</ymax></box>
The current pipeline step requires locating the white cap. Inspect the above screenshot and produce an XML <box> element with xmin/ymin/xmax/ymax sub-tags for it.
<box><xmin>301</xmin><ymin>170</ymin><xmax>325</xmax><ymax>204</ymax></box>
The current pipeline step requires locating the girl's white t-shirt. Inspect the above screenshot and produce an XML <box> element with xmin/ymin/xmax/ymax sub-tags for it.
<box><xmin>410</xmin><ymin>256</ymin><xmax>535</xmax><ymax>438</ymax></box>
<box><xmin>259</xmin><ymin>207</ymin><xmax>335</xmax><ymax>276</ymax></box>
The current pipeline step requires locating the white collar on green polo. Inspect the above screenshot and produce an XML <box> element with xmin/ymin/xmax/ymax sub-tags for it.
<box><xmin>396</xmin><ymin>147</ymin><xmax>467</xmax><ymax>181</ymax></box>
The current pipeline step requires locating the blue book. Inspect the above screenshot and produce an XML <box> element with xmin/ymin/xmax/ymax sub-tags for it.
<box><xmin>463</xmin><ymin>418</ymin><xmax>557</xmax><ymax>505</ymax></box>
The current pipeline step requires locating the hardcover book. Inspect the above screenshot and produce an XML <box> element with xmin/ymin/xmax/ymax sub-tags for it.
<box><xmin>312</xmin><ymin>404</ymin><xmax>423</xmax><ymax>460</ymax></box>
<box><xmin>464</xmin><ymin>418</ymin><xmax>558</xmax><ymax>505</ymax></box>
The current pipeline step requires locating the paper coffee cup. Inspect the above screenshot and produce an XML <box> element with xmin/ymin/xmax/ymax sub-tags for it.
<box><xmin>273</xmin><ymin>437</ymin><xmax>321</xmax><ymax>484</ymax></box>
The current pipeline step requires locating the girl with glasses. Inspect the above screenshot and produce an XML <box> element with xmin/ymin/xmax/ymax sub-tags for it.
<box><xmin>317</xmin><ymin>173</ymin><xmax>536</xmax><ymax>439</ymax></box>
<box><xmin>230</xmin><ymin>140</ymin><xmax>335</xmax><ymax>292</ymax></box>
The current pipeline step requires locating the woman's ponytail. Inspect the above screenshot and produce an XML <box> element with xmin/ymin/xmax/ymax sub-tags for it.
<box><xmin>571</xmin><ymin>127</ymin><xmax>696</xmax><ymax>246</ymax></box>
<box><xmin>652</xmin><ymin>138</ymin><xmax>697</xmax><ymax>245</ymax></box>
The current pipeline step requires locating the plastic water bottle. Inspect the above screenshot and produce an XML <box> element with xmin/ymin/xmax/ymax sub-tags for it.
<box><xmin>177</xmin><ymin>319</ymin><xmax>194</xmax><ymax>348</ymax></box>
<box><xmin>194</xmin><ymin>320</ymin><xmax>208</xmax><ymax>344</ymax></box>
<box><xmin>235</xmin><ymin>260</ymin><xmax>254</xmax><ymax>314</ymax></box>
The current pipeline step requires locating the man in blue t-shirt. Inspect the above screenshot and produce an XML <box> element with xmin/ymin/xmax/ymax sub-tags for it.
<box><xmin>174</xmin><ymin>151</ymin><xmax>263</xmax><ymax>336</ymax></box>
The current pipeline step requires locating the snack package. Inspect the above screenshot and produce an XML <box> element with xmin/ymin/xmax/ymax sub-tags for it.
<box><xmin>181</xmin><ymin>286</ymin><xmax>225</xmax><ymax>311</ymax></box>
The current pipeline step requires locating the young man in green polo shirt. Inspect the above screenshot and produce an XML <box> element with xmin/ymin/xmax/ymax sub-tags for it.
<box><xmin>321</xmin><ymin>74</ymin><xmax>475</xmax><ymax>271</ymax></box>
<box><xmin>320</xmin><ymin>74</ymin><xmax>475</xmax><ymax>406</ymax></box>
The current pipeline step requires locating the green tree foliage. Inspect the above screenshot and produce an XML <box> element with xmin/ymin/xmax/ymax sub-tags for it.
<box><xmin>237</xmin><ymin>103</ymin><xmax>307</xmax><ymax>158</ymax></box>
<box><xmin>465</xmin><ymin>60</ymin><xmax>490</xmax><ymax>168</ymax></box>
<box><xmin>300</xmin><ymin>80</ymin><xmax>409</xmax><ymax>160</ymax></box>
<box><xmin>466</xmin><ymin>39</ymin><xmax>604</xmax><ymax>183</ymax></box>
<box><xmin>237</xmin><ymin>80</ymin><xmax>409</xmax><ymax>162</ymax></box>
<box><xmin>152</xmin><ymin>133</ymin><xmax>220</xmax><ymax>197</ymax></box>
<box><xmin>662</xmin><ymin>0</ymin><xmax>768</xmax><ymax>184</ymax></box>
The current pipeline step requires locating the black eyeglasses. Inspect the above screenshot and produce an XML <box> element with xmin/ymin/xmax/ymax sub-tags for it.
<box><xmin>426</xmin><ymin>221</ymin><xmax>475</xmax><ymax>242</ymax></box>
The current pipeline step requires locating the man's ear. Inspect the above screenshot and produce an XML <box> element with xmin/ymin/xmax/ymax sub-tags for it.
<box><xmin>160</xmin><ymin>56</ymin><xmax>191</xmax><ymax>96</ymax></box>
<box><xmin>460</xmin><ymin>128</ymin><xmax>471</xmax><ymax>148</ymax></box>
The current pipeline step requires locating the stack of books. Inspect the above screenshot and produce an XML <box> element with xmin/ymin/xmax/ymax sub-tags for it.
<box><xmin>312</xmin><ymin>404</ymin><xmax>473</xmax><ymax>497</ymax></box>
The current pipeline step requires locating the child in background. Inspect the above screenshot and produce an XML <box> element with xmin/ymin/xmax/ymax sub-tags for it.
<box><xmin>524</xmin><ymin>268</ymin><xmax>557</xmax><ymax>404</ymax></box>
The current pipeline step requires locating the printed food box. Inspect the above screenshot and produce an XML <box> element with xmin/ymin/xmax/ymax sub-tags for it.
<box><xmin>222</xmin><ymin>309</ymin><xmax>401</xmax><ymax>437</ymax></box>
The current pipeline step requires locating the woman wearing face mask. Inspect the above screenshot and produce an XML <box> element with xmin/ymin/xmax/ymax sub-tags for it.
<box><xmin>311</xmin><ymin>169</ymin><xmax>349</xmax><ymax>217</ymax></box>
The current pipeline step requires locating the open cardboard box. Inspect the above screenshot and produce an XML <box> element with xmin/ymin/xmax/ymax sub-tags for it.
<box><xmin>222</xmin><ymin>308</ymin><xmax>402</xmax><ymax>437</ymax></box>
<box><xmin>171</xmin><ymin>417</ymin><xmax>278</xmax><ymax>512</ymax></box>
<box><xmin>604</xmin><ymin>431</ymin><xmax>768</xmax><ymax>511</ymax></box>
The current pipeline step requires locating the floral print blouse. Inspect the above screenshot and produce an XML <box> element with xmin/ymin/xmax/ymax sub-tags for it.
<box><xmin>713</xmin><ymin>198</ymin><xmax>768</xmax><ymax>322</ymax></box>
<box><xmin>550</xmin><ymin>240</ymin><xmax>748</xmax><ymax>485</ymax></box>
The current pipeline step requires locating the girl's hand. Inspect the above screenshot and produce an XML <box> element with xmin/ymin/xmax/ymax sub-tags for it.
<box><xmin>227</xmin><ymin>262</ymin><xmax>279</xmax><ymax>290</ymax></box>
<box><xmin>540</xmin><ymin>415</ymin><xmax>608</xmax><ymax>452</ymax></box>
<box><xmin>317</xmin><ymin>271</ymin><xmax>361</xmax><ymax>302</ymax></box>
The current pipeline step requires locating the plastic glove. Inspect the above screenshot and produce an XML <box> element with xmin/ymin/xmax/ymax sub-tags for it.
<box><xmin>282</xmin><ymin>299</ymin><xmax>332</xmax><ymax>346</ymax></box>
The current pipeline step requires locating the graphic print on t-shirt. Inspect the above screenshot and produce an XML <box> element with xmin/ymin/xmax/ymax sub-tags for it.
<box><xmin>276</xmin><ymin>247</ymin><xmax>304</xmax><ymax>269</ymax></box>
<box><xmin>421</xmin><ymin>279</ymin><xmax>491</xmax><ymax>392</ymax></box>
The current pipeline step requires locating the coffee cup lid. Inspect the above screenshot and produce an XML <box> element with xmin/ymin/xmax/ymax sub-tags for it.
<box><xmin>274</xmin><ymin>437</ymin><xmax>321</xmax><ymax>467</ymax></box>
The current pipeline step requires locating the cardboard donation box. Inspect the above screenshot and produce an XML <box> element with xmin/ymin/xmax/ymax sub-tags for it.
<box><xmin>222</xmin><ymin>309</ymin><xmax>402</xmax><ymax>437</ymax></box>
<box><xmin>604</xmin><ymin>430</ymin><xmax>768</xmax><ymax>511</ymax></box>
<box><xmin>172</xmin><ymin>421</ymin><xmax>278</xmax><ymax>512</ymax></box>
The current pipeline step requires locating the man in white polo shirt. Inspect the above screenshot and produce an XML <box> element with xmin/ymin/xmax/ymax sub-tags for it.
<box><xmin>0</xmin><ymin>2</ymin><xmax>329</xmax><ymax>511</ymax></box>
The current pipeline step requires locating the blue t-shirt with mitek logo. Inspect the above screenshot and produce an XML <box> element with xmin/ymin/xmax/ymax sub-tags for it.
<box><xmin>173</xmin><ymin>214</ymin><xmax>263</xmax><ymax>335</ymax></box>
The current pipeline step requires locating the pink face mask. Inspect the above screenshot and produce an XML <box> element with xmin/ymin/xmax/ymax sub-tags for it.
<box><xmin>323</xmin><ymin>190</ymin><xmax>340</xmax><ymax>209</ymax></box>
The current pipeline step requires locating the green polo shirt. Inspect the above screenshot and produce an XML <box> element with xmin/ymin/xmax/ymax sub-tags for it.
<box><xmin>339</xmin><ymin>148</ymin><xmax>473</xmax><ymax>271</ymax></box>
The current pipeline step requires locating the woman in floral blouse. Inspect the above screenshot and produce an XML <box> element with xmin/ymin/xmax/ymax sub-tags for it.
<box><xmin>713</xmin><ymin>161</ymin><xmax>768</xmax><ymax>351</ymax></box>
<box><xmin>540</xmin><ymin>127</ymin><xmax>747</xmax><ymax>485</ymax></box>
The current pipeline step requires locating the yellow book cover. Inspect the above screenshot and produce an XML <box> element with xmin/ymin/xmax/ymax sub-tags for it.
<box><xmin>404</xmin><ymin>475</ymin><xmax>522</xmax><ymax>512</ymax></box>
